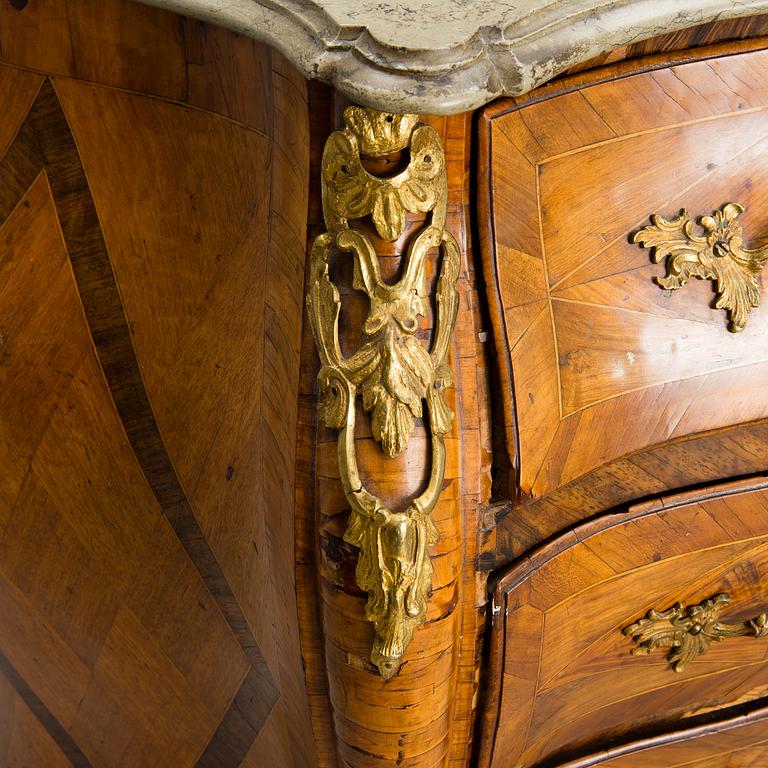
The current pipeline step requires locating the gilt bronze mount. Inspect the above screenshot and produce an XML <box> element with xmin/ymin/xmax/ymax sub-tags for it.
<box><xmin>624</xmin><ymin>593</ymin><xmax>768</xmax><ymax>672</ymax></box>
<box><xmin>635</xmin><ymin>203</ymin><xmax>768</xmax><ymax>332</ymax></box>
<box><xmin>305</xmin><ymin>107</ymin><xmax>460</xmax><ymax>678</ymax></box>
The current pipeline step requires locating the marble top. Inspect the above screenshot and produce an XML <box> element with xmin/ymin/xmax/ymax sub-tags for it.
<box><xmin>140</xmin><ymin>0</ymin><xmax>768</xmax><ymax>114</ymax></box>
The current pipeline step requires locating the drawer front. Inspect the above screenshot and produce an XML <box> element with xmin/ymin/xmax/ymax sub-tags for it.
<box><xmin>559</xmin><ymin>707</ymin><xmax>768</xmax><ymax>768</ymax></box>
<box><xmin>481</xmin><ymin>478</ymin><xmax>768</xmax><ymax>767</ymax></box>
<box><xmin>482</xmin><ymin>48</ymin><xmax>768</xmax><ymax>502</ymax></box>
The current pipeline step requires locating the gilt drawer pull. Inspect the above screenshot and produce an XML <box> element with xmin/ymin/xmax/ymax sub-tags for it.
<box><xmin>634</xmin><ymin>203</ymin><xmax>768</xmax><ymax>332</ymax></box>
<box><xmin>624</xmin><ymin>593</ymin><xmax>768</xmax><ymax>672</ymax></box>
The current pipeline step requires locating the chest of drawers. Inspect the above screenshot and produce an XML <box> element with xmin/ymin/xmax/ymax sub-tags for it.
<box><xmin>2</xmin><ymin>3</ymin><xmax>768</xmax><ymax>767</ymax></box>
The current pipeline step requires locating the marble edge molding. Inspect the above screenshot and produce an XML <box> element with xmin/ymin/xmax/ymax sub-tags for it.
<box><xmin>137</xmin><ymin>0</ymin><xmax>768</xmax><ymax>114</ymax></box>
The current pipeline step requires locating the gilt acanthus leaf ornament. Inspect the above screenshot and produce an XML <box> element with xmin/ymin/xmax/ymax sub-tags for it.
<box><xmin>306</xmin><ymin>106</ymin><xmax>460</xmax><ymax>678</ymax></box>
<box><xmin>623</xmin><ymin>593</ymin><xmax>768</xmax><ymax>672</ymax></box>
<box><xmin>634</xmin><ymin>203</ymin><xmax>768</xmax><ymax>332</ymax></box>
<box><xmin>322</xmin><ymin>111</ymin><xmax>444</xmax><ymax>242</ymax></box>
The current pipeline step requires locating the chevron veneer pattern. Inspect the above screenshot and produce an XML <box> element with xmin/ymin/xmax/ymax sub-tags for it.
<box><xmin>0</xmin><ymin>2</ymin><xmax>313</xmax><ymax>764</ymax></box>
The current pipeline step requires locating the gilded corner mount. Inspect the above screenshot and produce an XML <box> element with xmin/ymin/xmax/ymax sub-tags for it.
<box><xmin>306</xmin><ymin>106</ymin><xmax>460</xmax><ymax>678</ymax></box>
<box><xmin>624</xmin><ymin>593</ymin><xmax>768</xmax><ymax>672</ymax></box>
<box><xmin>635</xmin><ymin>203</ymin><xmax>768</xmax><ymax>331</ymax></box>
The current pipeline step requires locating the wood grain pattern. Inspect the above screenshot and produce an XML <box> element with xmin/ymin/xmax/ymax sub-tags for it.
<box><xmin>562</xmin><ymin>15</ymin><xmax>768</xmax><ymax>77</ymax></box>
<box><xmin>0</xmin><ymin>0</ymin><xmax>276</xmax><ymax>131</ymax></box>
<box><xmin>9</xmin><ymin>4</ymin><xmax>768</xmax><ymax>768</ymax></box>
<box><xmin>494</xmin><ymin>418</ymin><xmax>768</xmax><ymax>563</ymax></box>
<box><xmin>481</xmin><ymin>477</ymin><xmax>768</xmax><ymax>768</ymax></box>
<box><xmin>558</xmin><ymin>705</ymin><xmax>768</xmax><ymax>768</ymax></box>
<box><xmin>294</xmin><ymin>88</ymin><xmax>493</xmax><ymax>768</ymax></box>
<box><xmin>0</xmin><ymin>649</ymin><xmax>91</xmax><ymax>768</ymax></box>
<box><xmin>481</xmin><ymin>47</ymin><xmax>768</xmax><ymax>553</ymax></box>
<box><xmin>294</xmin><ymin>81</ymin><xmax>339</xmax><ymax>768</ymax></box>
<box><xmin>0</xmin><ymin>137</ymin><xmax>240</xmax><ymax>766</ymax></box>
<box><xmin>0</xmin><ymin>1</ymin><xmax>314</xmax><ymax>765</ymax></box>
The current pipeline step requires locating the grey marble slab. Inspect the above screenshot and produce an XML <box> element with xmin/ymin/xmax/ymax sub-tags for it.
<box><xmin>139</xmin><ymin>0</ymin><xmax>768</xmax><ymax>114</ymax></box>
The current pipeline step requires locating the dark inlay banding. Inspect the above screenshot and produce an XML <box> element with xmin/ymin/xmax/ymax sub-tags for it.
<box><xmin>0</xmin><ymin>649</ymin><xmax>93</xmax><ymax>768</ymax></box>
<box><xmin>196</xmin><ymin>667</ymin><xmax>278</xmax><ymax>768</ymax></box>
<box><xmin>0</xmin><ymin>78</ymin><xmax>278</xmax><ymax>767</ymax></box>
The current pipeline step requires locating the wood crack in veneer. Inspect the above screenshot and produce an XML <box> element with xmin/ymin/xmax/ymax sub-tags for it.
<box><xmin>0</xmin><ymin>77</ymin><xmax>277</xmax><ymax>768</ymax></box>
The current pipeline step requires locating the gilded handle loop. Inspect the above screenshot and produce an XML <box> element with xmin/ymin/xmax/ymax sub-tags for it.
<box><xmin>623</xmin><ymin>593</ymin><xmax>768</xmax><ymax>672</ymax></box>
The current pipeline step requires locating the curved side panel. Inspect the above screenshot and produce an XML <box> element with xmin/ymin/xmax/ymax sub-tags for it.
<box><xmin>0</xmin><ymin>3</ymin><xmax>315</xmax><ymax>766</ymax></box>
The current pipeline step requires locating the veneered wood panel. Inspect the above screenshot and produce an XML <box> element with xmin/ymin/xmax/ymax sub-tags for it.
<box><xmin>70</xmin><ymin>606</ymin><xmax>218</xmax><ymax>766</ymax></box>
<box><xmin>0</xmin><ymin>1</ymin><xmax>315</xmax><ymax>765</ymax></box>
<box><xmin>557</xmin><ymin>707</ymin><xmax>768</xmax><ymax>767</ymax></box>
<box><xmin>0</xmin><ymin>0</ymin><xmax>186</xmax><ymax>97</ymax></box>
<box><xmin>0</xmin><ymin>173</ymin><xmax>88</xmax><ymax>521</ymax></box>
<box><xmin>0</xmin><ymin>158</ymin><xmax>246</xmax><ymax>764</ymax></box>
<box><xmin>553</xmin><ymin>299</ymin><xmax>768</xmax><ymax>415</ymax></box>
<box><xmin>0</xmin><ymin>0</ymin><xmax>74</xmax><ymax>77</ymax></box>
<box><xmin>54</xmin><ymin>75</ymin><xmax>279</xmax><ymax>676</ymax></box>
<box><xmin>0</xmin><ymin>66</ymin><xmax>43</xmax><ymax>158</ymax></box>
<box><xmin>65</xmin><ymin>0</ymin><xmax>187</xmax><ymax>97</ymax></box>
<box><xmin>0</xmin><ymin>673</ymin><xmax>72</xmax><ymax>768</ymax></box>
<box><xmin>184</xmin><ymin>19</ymin><xmax>275</xmax><ymax>132</ymax></box>
<box><xmin>482</xmin><ymin>479</ymin><xmax>768</xmax><ymax>768</ymax></box>
<box><xmin>0</xmin><ymin>0</ymin><xmax>285</xmax><ymax>130</ymax></box>
<box><xmin>540</xmin><ymin>111</ymin><xmax>768</xmax><ymax>291</ymax></box>
<box><xmin>482</xmin><ymin>48</ymin><xmax>768</xmax><ymax>517</ymax></box>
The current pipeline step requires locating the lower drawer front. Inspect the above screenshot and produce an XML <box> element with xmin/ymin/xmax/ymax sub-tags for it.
<box><xmin>560</xmin><ymin>708</ymin><xmax>768</xmax><ymax>768</ymax></box>
<box><xmin>483</xmin><ymin>478</ymin><xmax>768</xmax><ymax>768</ymax></box>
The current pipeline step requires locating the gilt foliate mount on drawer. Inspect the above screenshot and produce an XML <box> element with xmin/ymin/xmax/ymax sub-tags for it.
<box><xmin>635</xmin><ymin>203</ymin><xmax>768</xmax><ymax>332</ymax></box>
<box><xmin>624</xmin><ymin>593</ymin><xmax>768</xmax><ymax>672</ymax></box>
<box><xmin>305</xmin><ymin>106</ymin><xmax>460</xmax><ymax>679</ymax></box>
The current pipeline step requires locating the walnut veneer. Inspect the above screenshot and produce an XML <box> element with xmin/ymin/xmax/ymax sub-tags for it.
<box><xmin>482</xmin><ymin>478</ymin><xmax>768</xmax><ymax>767</ymax></box>
<box><xmin>0</xmin><ymin>1</ymin><xmax>313</xmax><ymax>766</ymax></box>
<box><xmin>481</xmin><ymin>46</ymin><xmax>768</xmax><ymax>560</ymax></box>
<box><xmin>475</xmin><ymin>41</ymin><xmax>768</xmax><ymax>768</ymax></box>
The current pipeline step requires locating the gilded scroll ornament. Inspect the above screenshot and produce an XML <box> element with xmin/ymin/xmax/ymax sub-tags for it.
<box><xmin>306</xmin><ymin>107</ymin><xmax>460</xmax><ymax>678</ymax></box>
<box><xmin>624</xmin><ymin>593</ymin><xmax>768</xmax><ymax>672</ymax></box>
<box><xmin>634</xmin><ymin>203</ymin><xmax>768</xmax><ymax>331</ymax></box>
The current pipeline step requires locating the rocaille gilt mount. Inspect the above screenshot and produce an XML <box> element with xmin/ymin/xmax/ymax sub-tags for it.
<box><xmin>635</xmin><ymin>203</ymin><xmax>768</xmax><ymax>332</ymax></box>
<box><xmin>624</xmin><ymin>593</ymin><xmax>768</xmax><ymax>672</ymax></box>
<box><xmin>306</xmin><ymin>107</ymin><xmax>460</xmax><ymax>678</ymax></box>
